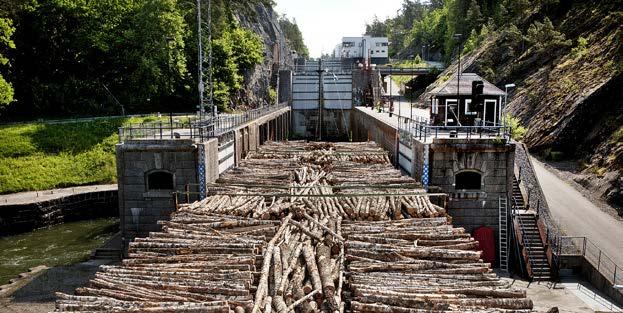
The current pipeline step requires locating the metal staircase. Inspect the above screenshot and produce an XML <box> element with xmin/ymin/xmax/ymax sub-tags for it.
<box><xmin>498</xmin><ymin>196</ymin><xmax>509</xmax><ymax>272</ymax></box>
<box><xmin>512</xmin><ymin>177</ymin><xmax>526</xmax><ymax>211</ymax></box>
<box><xmin>511</xmin><ymin>176</ymin><xmax>552</xmax><ymax>281</ymax></box>
<box><xmin>516</xmin><ymin>213</ymin><xmax>551</xmax><ymax>280</ymax></box>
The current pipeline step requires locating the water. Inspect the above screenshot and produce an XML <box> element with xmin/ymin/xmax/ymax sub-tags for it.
<box><xmin>0</xmin><ymin>218</ymin><xmax>118</xmax><ymax>285</ymax></box>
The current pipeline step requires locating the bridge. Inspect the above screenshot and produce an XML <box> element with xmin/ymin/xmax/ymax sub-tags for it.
<box><xmin>377</xmin><ymin>65</ymin><xmax>444</xmax><ymax>76</ymax></box>
<box><xmin>49</xmin><ymin>59</ymin><xmax>623</xmax><ymax>312</ymax></box>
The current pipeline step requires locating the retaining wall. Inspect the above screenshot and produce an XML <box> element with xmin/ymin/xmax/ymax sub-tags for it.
<box><xmin>0</xmin><ymin>190</ymin><xmax>118</xmax><ymax>235</ymax></box>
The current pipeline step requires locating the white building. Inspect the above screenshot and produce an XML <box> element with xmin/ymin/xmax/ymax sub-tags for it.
<box><xmin>339</xmin><ymin>36</ymin><xmax>389</xmax><ymax>65</ymax></box>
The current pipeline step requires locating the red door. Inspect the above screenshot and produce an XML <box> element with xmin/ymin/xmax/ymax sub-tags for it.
<box><xmin>473</xmin><ymin>226</ymin><xmax>495</xmax><ymax>265</ymax></box>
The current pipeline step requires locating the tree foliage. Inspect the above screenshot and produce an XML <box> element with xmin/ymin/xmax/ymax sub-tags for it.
<box><xmin>371</xmin><ymin>0</ymin><xmax>575</xmax><ymax>65</ymax></box>
<box><xmin>279</xmin><ymin>16</ymin><xmax>308</xmax><ymax>58</ymax></box>
<box><xmin>0</xmin><ymin>17</ymin><xmax>14</xmax><ymax>107</ymax></box>
<box><xmin>1</xmin><ymin>0</ymin><xmax>270</xmax><ymax>118</ymax></box>
<box><xmin>525</xmin><ymin>17</ymin><xmax>571</xmax><ymax>51</ymax></box>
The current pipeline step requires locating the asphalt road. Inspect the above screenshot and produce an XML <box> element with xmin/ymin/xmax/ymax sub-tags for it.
<box><xmin>531</xmin><ymin>157</ymin><xmax>623</xmax><ymax>267</ymax></box>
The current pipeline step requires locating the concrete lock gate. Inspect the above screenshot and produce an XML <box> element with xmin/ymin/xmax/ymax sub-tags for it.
<box><xmin>291</xmin><ymin>71</ymin><xmax>352</xmax><ymax>139</ymax></box>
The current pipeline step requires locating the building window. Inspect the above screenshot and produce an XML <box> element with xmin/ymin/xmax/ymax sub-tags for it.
<box><xmin>146</xmin><ymin>171</ymin><xmax>174</xmax><ymax>191</ymax></box>
<box><xmin>455</xmin><ymin>171</ymin><xmax>482</xmax><ymax>190</ymax></box>
<box><xmin>465</xmin><ymin>99</ymin><xmax>477</xmax><ymax>115</ymax></box>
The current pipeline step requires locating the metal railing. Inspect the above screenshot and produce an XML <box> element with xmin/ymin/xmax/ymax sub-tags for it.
<box><xmin>118</xmin><ymin>103</ymin><xmax>288</xmax><ymax>143</ymax></box>
<box><xmin>510</xmin><ymin>193</ymin><xmax>539</xmax><ymax>278</ymax></box>
<box><xmin>397</xmin><ymin>115</ymin><xmax>510</xmax><ymax>142</ymax></box>
<box><xmin>558</xmin><ymin>236</ymin><xmax>623</xmax><ymax>287</ymax></box>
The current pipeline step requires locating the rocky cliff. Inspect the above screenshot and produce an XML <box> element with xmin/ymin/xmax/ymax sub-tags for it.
<box><xmin>234</xmin><ymin>3</ymin><xmax>292</xmax><ymax>108</ymax></box>
<box><xmin>420</xmin><ymin>1</ymin><xmax>622</xmax><ymax>209</ymax></box>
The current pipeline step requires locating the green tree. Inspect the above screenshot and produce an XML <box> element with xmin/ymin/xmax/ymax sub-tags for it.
<box><xmin>466</xmin><ymin>0</ymin><xmax>483</xmax><ymax>31</ymax></box>
<box><xmin>0</xmin><ymin>18</ymin><xmax>14</xmax><ymax>107</ymax></box>
<box><xmin>365</xmin><ymin>16</ymin><xmax>389</xmax><ymax>37</ymax></box>
<box><xmin>279</xmin><ymin>16</ymin><xmax>309</xmax><ymax>58</ymax></box>
<box><xmin>525</xmin><ymin>17</ymin><xmax>571</xmax><ymax>51</ymax></box>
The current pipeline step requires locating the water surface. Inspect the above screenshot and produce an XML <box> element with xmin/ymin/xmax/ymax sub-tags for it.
<box><xmin>0</xmin><ymin>218</ymin><xmax>118</xmax><ymax>285</ymax></box>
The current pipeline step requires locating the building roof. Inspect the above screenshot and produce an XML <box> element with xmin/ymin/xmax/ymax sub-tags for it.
<box><xmin>429</xmin><ymin>73</ymin><xmax>506</xmax><ymax>96</ymax></box>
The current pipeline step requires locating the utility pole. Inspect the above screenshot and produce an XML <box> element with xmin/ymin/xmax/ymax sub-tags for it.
<box><xmin>316</xmin><ymin>59</ymin><xmax>324</xmax><ymax>141</ymax></box>
<box><xmin>196</xmin><ymin>0</ymin><xmax>214</xmax><ymax>119</ymax></box>
<box><xmin>196</xmin><ymin>0</ymin><xmax>204</xmax><ymax>118</ymax></box>
<box><xmin>207</xmin><ymin>0</ymin><xmax>214</xmax><ymax>117</ymax></box>
<box><xmin>453</xmin><ymin>33</ymin><xmax>463</xmax><ymax>126</ymax></box>
<box><xmin>410</xmin><ymin>55</ymin><xmax>414</xmax><ymax>120</ymax></box>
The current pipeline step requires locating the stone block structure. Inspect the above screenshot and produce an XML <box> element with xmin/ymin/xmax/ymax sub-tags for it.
<box><xmin>427</xmin><ymin>139</ymin><xmax>514</xmax><ymax>235</ymax></box>
<box><xmin>116</xmin><ymin>107</ymin><xmax>290</xmax><ymax>251</ymax></box>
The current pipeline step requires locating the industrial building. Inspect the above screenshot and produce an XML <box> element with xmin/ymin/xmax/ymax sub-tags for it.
<box><xmin>338</xmin><ymin>36</ymin><xmax>389</xmax><ymax>65</ymax></box>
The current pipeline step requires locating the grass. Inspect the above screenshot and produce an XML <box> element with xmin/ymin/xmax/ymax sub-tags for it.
<box><xmin>0</xmin><ymin>116</ymin><xmax>161</xmax><ymax>194</ymax></box>
<box><xmin>390</xmin><ymin>59</ymin><xmax>429</xmax><ymax>86</ymax></box>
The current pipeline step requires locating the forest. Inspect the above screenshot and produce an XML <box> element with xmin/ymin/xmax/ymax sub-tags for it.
<box><xmin>0</xmin><ymin>0</ymin><xmax>292</xmax><ymax>120</ymax></box>
<box><xmin>365</xmin><ymin>0</ymin><xmax>567</xmax><ymax>62</ymax></box>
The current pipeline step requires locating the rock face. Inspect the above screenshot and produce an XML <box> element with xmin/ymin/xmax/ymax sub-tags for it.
<box><xmin>419</xmin><ymin>1</ymin><xmax>622</xmax><ymax>208</ymax></box>
<box><xmin>234</xmin><ymin>3</ymin><xmax>293</xmax><ymax>109</ymax></box>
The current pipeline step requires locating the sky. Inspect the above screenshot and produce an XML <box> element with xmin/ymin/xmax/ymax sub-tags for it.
<box><xmin>274</xmin><ymin>0</ymin><xmax>404</xmax><ymax>58</ymax></box>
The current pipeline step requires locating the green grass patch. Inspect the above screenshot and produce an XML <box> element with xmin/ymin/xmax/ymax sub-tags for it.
<box><xmin>0</xmin><ymin>116</ymin><xmax>160</xmax><ymax>194</ymax></box>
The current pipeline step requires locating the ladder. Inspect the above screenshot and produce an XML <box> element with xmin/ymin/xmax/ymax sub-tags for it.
<box><xmin>499</xmin><ymin>196</ymin><xmax>509</xmax><ymax>272</ymax></box>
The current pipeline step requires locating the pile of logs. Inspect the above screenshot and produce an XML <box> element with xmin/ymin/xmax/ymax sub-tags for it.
<box><xmin>252</xmin><ymin>212</ymin><xmax>346</xmax><ymax>313</ymax></box>
<box><xmin>54</xmin><ymin>213</ymin><xmax>278</xmax><ymax>312</ymax></box>
<box><xmin>343</xmin><ymin>218</ymin><xmax>534</xmax><ymax>312</ymax></box>
<box><xmin>53</xmin><ymin>141</ymin><xmax>534</xmax><ymax>313</ymax></box>
<box><xmin>198</xmin><ymin>141</ymin><xmax>445</xmax><ymax>220</ymax></box>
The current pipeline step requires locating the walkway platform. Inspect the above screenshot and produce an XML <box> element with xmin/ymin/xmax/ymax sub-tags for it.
<box><xmin>0</xmin><ymin>184</ymin><xmax>117</xmax><ymax>206</ymax></box>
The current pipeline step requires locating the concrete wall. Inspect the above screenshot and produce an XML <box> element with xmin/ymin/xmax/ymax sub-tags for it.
<box><xmin>115</xmin><ymin>139</ymin><xmax>208</xmax><ymax>246</ymax></box>
<box><xmin>560</xmin><ymin>255</ymin><xmax>623</xmax><ymax>306</ymax></box>
<box><xmin>292</xmin><ymin>109</ymin><xmax>350</xmax><ymax>140</ymax></box>
<box><xmin>0</xmin><ymin>190</ymin><xmax>117</xmax><ymax>235</ymax></box>
<box><xmin>428</xmin><ymin>139</ymin><xmax>515</xmax><ymax>236</ymax></box>
<box><xmin>116</xmin><ymin>107</ymin><xmax>291</xmax><ymax>249</ymax></box>
<box><xmin>351</xmin><ymin>108</ymin><xmax>398</xmax><ymax>165</ymax></box>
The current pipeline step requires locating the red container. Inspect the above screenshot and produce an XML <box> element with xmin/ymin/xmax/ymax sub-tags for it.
<box><xmin>473</xmin><ymin>226</ymin><xmax>495</xmax><ymax>265</ymax></box>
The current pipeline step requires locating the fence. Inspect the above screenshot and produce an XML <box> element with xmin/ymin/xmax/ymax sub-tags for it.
<box><xmin>118</xmin><ymin>103</ymin><xmax>288</xmax><ymax>143</ymax></box>
<box><xmin>558</xmin><ymin>236</ymin><xmax>623</xmax><ymax>287</ymax></box>
<box><xmin>397</xmin><ymin>115</ymin><xmax>510</xmax><ymax>142</ymax></box>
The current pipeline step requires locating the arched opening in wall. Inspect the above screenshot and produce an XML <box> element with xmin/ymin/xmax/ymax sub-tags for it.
<box><xmin>146</xmin><ymin>171</ymin><xmax>174</xmax><ymax>191</ymax></box>
<box><xmin>455</xmin><ymin>171</ymin><xmax>482</xmax><ymax>190</ymax></box>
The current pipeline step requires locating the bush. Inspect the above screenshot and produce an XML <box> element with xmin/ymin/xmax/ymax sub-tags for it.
<box><xmin>525</xmin><ymin>17</ymin><xmax>571</xmax><ymax>51</ymax></box>
<box><xmin>571</xmin><ymin>36</ymin><xmax>588</xmax><ymax>58</ymax></box>
<box><xmin>504</xmin><ymin>114</ymin><xmax>527</xmax><ymax>141</ymax></box>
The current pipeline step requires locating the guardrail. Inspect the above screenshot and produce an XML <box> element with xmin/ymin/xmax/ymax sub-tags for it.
<box><xmin>397</xmin><ymin>115</ymin><xmax>510</xmax><ymax>142</ymax></box>
<box><xmin>558</xmin><ymin>236</ymin><xmax>623</xmax><ymax>287</ymax></box>
<box><xmin>118</xmin><ymin>103</ymin><xmax>288</xmax><ymax>143</ymax></box>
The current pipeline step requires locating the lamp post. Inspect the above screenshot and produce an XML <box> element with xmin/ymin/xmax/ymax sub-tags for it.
<box><xmin>453</xmin><ymin>34</ymin><xmax>463</xmax><ymax>113</ymax></box>
<box><xmin>388</xmin><ymin>64</ymin><xmax>393</xmax><ymax>117</ymax></box>
<box><xmin>503</xmin><ymin>83</ymin><xmax>516</xmax><ymax>130</ymax></box>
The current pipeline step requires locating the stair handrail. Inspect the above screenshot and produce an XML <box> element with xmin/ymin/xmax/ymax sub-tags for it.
<box><xmin>511</xmin><ymin>183</ymin><xmax>537</xmax><ymax>279</ymax></box>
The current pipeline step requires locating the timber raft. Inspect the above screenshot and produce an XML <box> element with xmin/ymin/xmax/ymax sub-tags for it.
<box><xmin>53</xmin><ymin>141</ymin><xmax>533</xmax><ymax>312</ymax></box>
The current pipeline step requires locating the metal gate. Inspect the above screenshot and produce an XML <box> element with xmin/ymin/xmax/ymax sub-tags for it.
<box><xmin>291</xmin><ymin>73</ymin><xmax>352</xmax><ymax>110</ymax></box>
<box><xmin>291</xmin><ymin>72</ymin><xmax>352</xmax><ymax>138</ymax></box>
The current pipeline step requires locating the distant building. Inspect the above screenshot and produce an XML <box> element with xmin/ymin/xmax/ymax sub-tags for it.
<box><xmin>339</xmin><ymin>36</ymin><xmax>389</xmax><ymax>65</ymax></box>
<box><xmin>428</xmin><ymin>73</ymin><xmax>506</xmax><ymax>127</ymax></box>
